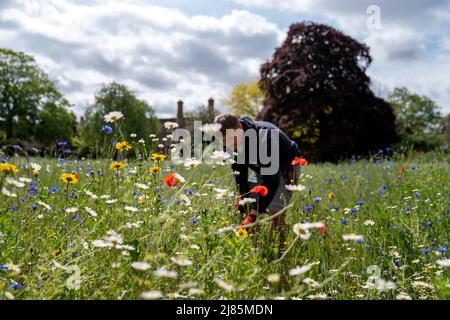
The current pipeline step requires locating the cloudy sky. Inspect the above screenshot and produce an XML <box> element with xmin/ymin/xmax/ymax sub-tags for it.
<box><xmin>1</xmin><ymin>0</ymin><xmax>450</xmax><ymax>118</ymax></box>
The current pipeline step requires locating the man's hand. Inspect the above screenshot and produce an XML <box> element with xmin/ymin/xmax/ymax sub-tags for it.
<box><xmin>240</xmin><ymin>209</ymin><xmax>258</xmax><ymax>229</ymax></box>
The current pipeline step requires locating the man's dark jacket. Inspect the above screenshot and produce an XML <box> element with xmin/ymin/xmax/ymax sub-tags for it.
<box><xmin>231</xmin><ymin>116</ymin><xmax>301</xmax><ymax>213</ymax></box>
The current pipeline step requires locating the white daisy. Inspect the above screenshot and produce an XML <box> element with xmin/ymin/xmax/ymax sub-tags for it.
<box><xmin>364</xmin><ymin>220</ymin><xmax>376</xmax><ymax>226</ymax></box>
<box><xmin>200</xmin><ymin>123</ymin><xmax>222</xmax><ymax>134</ymax></box>
<box><xmin>214</xmin><ymin>278</ymin><xmax>234</xmax><ymax>292</ymax></box>
<box><xmin>154</xmin><ymin>267</ymin><xmax>177</xmax><ymax>279</ymax></box>
<box><xmin>140</xmin><ymin>290</ymin><xmax>163</xmax><ymax>300</ymax></box>
<box><xmin>436</xmin><ymin>259</ymin><xmax>450</xmax><ymax>268</ymax></box>
<box><xmin>131</xmin><ymin>261</ymin><xmax>151</xmax><ymax>271</ymax></box>
<box><xmin>85</xmin><ymin>207</ymin><xmax>98</xmax><ymax>217</ymax></box>
<box><xmin>124</xmin><ymin>206</ymin><xmax>138</xmax><ymax>213</ymax></box>
<box><xmin>343</xmin><ymin>233</ymin><xmax>364</xmax><ymax>242</ymax></box>
<box><xmin>164</xmin><ymin>122</ymin><xmax>179</xmax><ymax>130</ymax></box>
<box><xmin>285</xmin><ymin>184</ymin><xmax>306</xmax><ymax>192</ymax></box>
<box><xmin>134</xmin><ymin>183</ymin><xmax>149</xmax><ymax>190</ymax></box>
<box><xmin>104</xmin><ymin>111</ymin><xmax>124</xmax><ymax>123</ymax></box>
<box><xmin>289</xmin><ymin>263</ymin><xmax>313</xmax><ymax>276</ymax></box>
<box><xmin>170</xmin><ymin>256</ymin><xmax>193</xmax><ymax>267</ymax></box>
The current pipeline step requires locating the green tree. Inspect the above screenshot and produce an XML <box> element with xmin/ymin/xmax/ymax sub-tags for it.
<box><xmin>0</xmin><ymin>48</ymin><xmax>69</xmax><ymax>142</ymax></box>
<box><xmin>388</xmin><ymin>87</ymin><xmax>445</xmax><ymax>150</ymax></box>
<box><xmin>222</xmin><ymin>80</ymin><xmax>264</xmax><ymax>117</ymax></box>
<box><xmin>80</xmin><ymin>82</ymin><xmax>160</xmax><ymax>153</ymax></box>
<box><xmin>36</xmin><ymin>103</ymin><xmax>77</xmax><ymax>148</ymax></box>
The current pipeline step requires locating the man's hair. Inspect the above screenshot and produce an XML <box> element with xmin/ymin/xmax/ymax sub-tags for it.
<box><xmin>214</xmin><ymin>113</ymin><xmax>240</xmax><ymax>134</ymax></box>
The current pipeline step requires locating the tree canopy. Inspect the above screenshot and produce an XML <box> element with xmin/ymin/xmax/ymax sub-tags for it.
<box><xmin>0</xmin><ymin>48</ymin><xmax>75</xmax><ymax>147</ymax></box>
<box><xmin>258</xmin><ymin>22</ymin><xmax>398</xmax><ymax>162</ymax></box>
<box><xmin>388</xmin><ymin>87</ymin><xmax>445</xmax><ymax>151</ymax></box>
<box><xmin>222</xmin><ymin>80</ymin><xmax>264</xmax><ymax>118</ymax></box>
<box><xmin>80</xmin><ymin>82</ymin><xmax>160</xmax><ymax>155</ymax></box>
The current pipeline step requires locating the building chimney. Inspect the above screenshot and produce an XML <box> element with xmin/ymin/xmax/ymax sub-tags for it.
<box><xmin>177</xmin><ymin>100</ymin><xmax>185</xmax><ymax>128</ymax></box>
<box><xmin>208</xmin><ymin>97</ymin><xmax>214</xmax><ymax>121</ymax></box>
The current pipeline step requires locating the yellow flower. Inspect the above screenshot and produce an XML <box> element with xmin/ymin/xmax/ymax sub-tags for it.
<box><xmin>115</xmin><ymin>141</ymin><xmax>132</xmax><ymax>152</ymax></box>
<box><xmin>236</xmin><ymin>228</ymin><xmax>248</xmax><ymax>239</ymax></box>
<box><xmin>110</xmin><ymin>161</ymin><xmax>125</xmax><ymax>171</ymax></box>
<box><xmin>51</xmin><ymin>249</ymin><xmax>61</xmax><ymax>257</ymax></box>
<box><xmin>60</xmin><ymin>173</ymin><xmax>79</xmax><ymax>184</ymax></box>
<box><xmin>0</xmin><ymin>163</ymin><xmax>19</xmax><ymax>174</ymax></box>
<box><xmin>327</xmin><ymin>191</ymin><xmax>334</xmax><ymax>200</ymax></box>
<box><xmin>149</xmin><ymin>166</ymin><xmax>162</xmax><ymax>174</ymax></box>
<box><xmin>151</xmin><ymin>153</ymin><xmax>166</xmax><ymax>162</ymax></box>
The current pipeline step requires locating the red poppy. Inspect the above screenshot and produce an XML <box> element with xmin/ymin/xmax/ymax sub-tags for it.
<box><xmin>291</xmin><ymin>157</ymin><xmax>308</xmax><ymax>166</ymax></box>
<box><xmin>399</xmin><ymin>166</ymin><xmax>405</xmax><ymax>174</ymax></box>
<box><xmin>251</xmin><ymin>185</ymin><xmax>268</xmax><ymax>197</ymax></box>
<box><xmin>164</xmin><ymin>173</ymin><xmax>181</xmax><ymax>187</ymax></box>
<box><xmin>317</xmin><ymin>223</ymin><xmax>328</xmax><ymax>235</ymax></box>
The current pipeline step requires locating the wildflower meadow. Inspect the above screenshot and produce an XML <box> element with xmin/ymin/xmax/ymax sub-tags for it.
<box><xmin>1</xmin><ymin>116</ymin><xmax>449</xmax><ymax>301</ymax></box>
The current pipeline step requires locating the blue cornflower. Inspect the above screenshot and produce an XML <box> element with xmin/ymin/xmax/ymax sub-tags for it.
<box><xmin>423</xmin><ymin>220</ymin><xmax>433</xmax><ymax>228</ymax></box>
<box><xmin>170</xmin><ymin>164</ymin><xmax>175</xmax><ymax>169</ymax></box>
<box><xmin>350</xmin><ymin>207</ymin><xmax>358</xmax><ymax>213</ymax></box>
<box><xmin>442</xmin><ymin>145</ymin><xmax>448</xmax><ymax>152</ymax></box>
<box><xmin>0</xmin><ymin>157</ymin><xmax>7</xmax><ymax>163</ymax></box>
<box><xmin>356</xmin><ymin>201</ymin><xmax>365</xmax><ymax>206</ymax></box>
<box><xmin>421</xmin><ymin>249</ymin><xmax>430</xmax><ymax>254</ymax></box>
<box><xmin>313</xmin><ymin>197</ymin><xmax>322</xmax><ymax>202</ymax></box>
<box><xmin>57</xmin><ymin>158</ymin><xmax>65</xmax><ymax>162</ymax></box>
<box><xmin>356</xmin><ymin>239</ymin><xmax>365</xmax><ymax>244</ymax></box>
<box><xmin>436</xmin><ymin>247</ymin><xmax>448</xmax><ymax>252</ymax></box>
<box><xmin>414</xmin><ymin>193</ymin><xmax>421</xmax><ymax>197</ymax></box>
<box><xmin>101</xmin><ymin>125</ymin><xmax>113</xmax><ymax>134</ymax></box>
<box><xmin>69</xmin><ymin>215</ymin><xmax>78</xmax><ymax>220</ymax></box>
<box><xmin>57</xmin><ymin>141</ymin><xmax>67</xmax><ymax>147</ymax></box>
<box><xmin>377</xmin><ymin>189</ymin><xmax>384</xmax><ymax>195</ymax></box>
<box><xmin>48</xmin><ymin>187</ymin><xmax>58</xmax><ymax>194</ymax></box>
<box><xmin>31</xmin><ymin>205</ymin><xmax>38</xmax><ymax>210</ymax></box>
<box><xmin>9</xmin><ymin>283</ymin><xmax>22</xmax><ymax>290</ymax></box>
<box><xmin>192</xmin><ymin>217</ymin><xmax>198</xmax><ymax>224</ymax></box>
<box><xmin>1</xmin><ymin>265</ymin><xmax>8</xmax><ymax>270</ymax></box>
<box><xmin>28</xmin><ymin>184</ymin><xmax>38</xmax><ymax>195</ymax></box>
<box><xmin>340</xmin><ymin>218</ymin><xmax>348</xmax><ymax>224</ymax></box>
<box><xmin>333</xmin><ymin>206</ymin><xmax>340</xmax><ymax>211</ymax></box>
<box><xmin>389</xmin><ymin>226</ymin><xmax>398</xmax><ymax>230</ymax></box>
<box><xmin>187</xmin><ymin>189</ymin><xmax>195</xmax><ymax>196</ymax></box>
<box><xmin>394</xmin><ymin>261</ymin><xmax>401</xmax><ymax>267</ymax></box>
<box><xmin>64</xmin><ymin>149</ymin><xmax>72</xmax><ymax>154</ymax></box>
<box><xmin>405</xmin><ymin>207</ymin><xmax>411</xmax><ymax>212</ymax></box>
<box><xmin>13</xmin><ymin>145</ymin><xmax>22</xmax><ymax>150</ymax></box>
<box><xmin>304</xmin><ymin>205</ymin><xmax>313</xmax><ymax>212</ymax></box>
<box><xmin>410</xmin><ymin>166</ymin><xmax>417</xmax><ymax>171</ymax></box>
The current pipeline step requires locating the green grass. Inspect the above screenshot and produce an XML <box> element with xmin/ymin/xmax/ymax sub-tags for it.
<box><xmin>0</xmin><ymin>149</ymin><xmax>449</xmax><ymax>300</ymax></box>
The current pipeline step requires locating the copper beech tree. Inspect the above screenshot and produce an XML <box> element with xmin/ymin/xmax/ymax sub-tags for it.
<box><xmin>258</xmin><ymin>22</ymin><xmax>397</xmax><ymax>162</ymax></box>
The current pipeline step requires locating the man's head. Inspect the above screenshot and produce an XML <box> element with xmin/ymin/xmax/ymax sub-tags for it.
<box><xmin>214</xmin><ymin>113</ymin><xmax>244</xmax><ymax>152</ymax></box>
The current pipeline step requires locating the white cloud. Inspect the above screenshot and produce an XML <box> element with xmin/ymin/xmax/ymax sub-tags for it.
<box><xmin>0</xmin><ymin>0</ymin><xmax>283</xmax><ymax>117</ymax></box>
<box><xmin>1</xmin><ymin>0</ymin><xmax>449</xmax><ymax>116</ymax></box>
